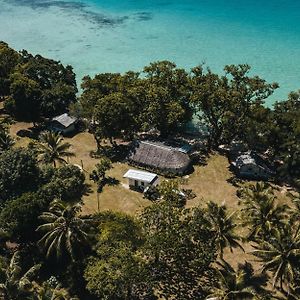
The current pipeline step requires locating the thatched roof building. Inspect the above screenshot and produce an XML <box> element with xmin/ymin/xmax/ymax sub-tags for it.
<box><xmin>128</xmin><ymin>141</ymin><xmax>191</xmax><ymax>175</ymax></box>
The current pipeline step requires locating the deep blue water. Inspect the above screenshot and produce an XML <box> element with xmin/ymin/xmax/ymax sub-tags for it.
<box><xmin>1</xmin><ymin>0</ymin><xmax>300</xmax><ymax>105</ymax></box>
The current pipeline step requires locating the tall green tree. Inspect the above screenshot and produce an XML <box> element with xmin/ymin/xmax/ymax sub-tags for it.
<box><xmin>206</xmin><ymin>201</ymin><xmax>244</xmax><ymax>260</ymax></box>
<box><xmin>208</xmin><ymin>260</ymin><xmax>268</xmax><ymax>300</ymax></box>
<box><xmin>190</xmin><ymin>64</ymin><xmax>278</xmax><ymax>148</ymax></box>
<box><xmin>269</xmin><ymin>91</ymin><xmax>300</xmax><ymax>186</ymax></box>
<box><xmin>89</xmin><ymin>157</ymin><xmax>112</xmax><ymax>191</ymax></box>
<box><xmin>35</xmin><ymin>131</ymin><xmax>75</xmax><ymax>167</ymax></box>
<box><xmin>0</xmin><ymin>251</ymin><xmax>41</xmax><ymax>300</ymax></box>
<box><xmin>0</xmin><ymin>148</ymin><xmax>39</xmax><ymax>203</ymax></box>
<box><xmin>37</xmin><ymin>200</ymin><xmax>91</xmax><ymax>261</ymax></box>
<box><xmin>252</xmin><ymin>225</ymin><xmax>300</xmax><ymax>293</ymax></box>
<box><xmin>0</xmin><ymin>41</ymin><xmax>20</xmax><ymax>96</ymax></box>
<box><xmin>0</xmin><ymin>123</ymin><xmax>14</xmax><ymax>153</ymax></box>
<box><xmin>84</xmin><ymin>212</ymin><xmax>150</xmax><ymax>300</ymax></box>
<box><xmin>239</xmin><ymin>182</ymin><xmax>288</xmax><ymax>241</ymax></box>
<box><xmin>2</xmin><ymin>44</ymin><xmax>77</xmax><ymax>121</ymax></box>
<box><xmin>92</xmin><ymin>92</ymin><xmax>136</xmax><ymax>148</ymax></box>
<box><xmin>141</xmin><ymin>60</ymin><xmax>192</xmax><ymax>135</ymax></box>
<box><xmin>0</xmin><ymin>192</ymin><xmax>48</xmax><ymax>242</ymax></box>
<box><xmin>140</xmin><ymin>202</ymin><xmax>217</xmax><ymax>299</ymax></box>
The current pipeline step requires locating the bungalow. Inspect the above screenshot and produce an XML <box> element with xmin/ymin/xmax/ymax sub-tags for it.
<box><xmin>128</xmin><ymin>140</ymin><xmax>191</xmax><ymax>175</ymax></box>
<box><xmin>231</xmin><ymin>151</ymin><xmax>275</xmax><ymax>180</ymax></box>
<box><xmin>49</xmin><ymin>113</ymin><xmax>77</xmax><ymax>135</ymax></box>
<box><xmin>123</xmin><ymin>169</ymin><xmax>159</xmax><ymax>191</ymax></box>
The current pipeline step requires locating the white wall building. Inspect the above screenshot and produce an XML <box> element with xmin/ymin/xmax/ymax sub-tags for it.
<box><xmin>123</xmin><ymin>169</ymin><xmax>159</xmax><ymax>191</ymax></box>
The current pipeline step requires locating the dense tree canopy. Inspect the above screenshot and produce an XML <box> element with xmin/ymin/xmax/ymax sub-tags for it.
<box><xmin>0</xmin><ymin>148</ymin><xmax>39</xmax><ymax>203</ymax></box>
<box><xmin>0</xmin><ymin>41</ymin><xmax>20</xmax><ymax>96</ymax></box>
<box><xmin>0</xmin><ymin>42</ymin><xmax>77</xmax><ymax>121</ymax></box>
<box><xmin>190</xmin><ymin>64</ymin><xmax>278</xmax><ymax>148</ymax></box>
<box><xmin>79</xmin><ymin>61</ymin><xmax>193</xmax><ymax>148</ymax></box>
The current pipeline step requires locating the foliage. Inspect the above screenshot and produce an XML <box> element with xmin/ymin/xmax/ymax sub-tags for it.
<box><xmin>34</xmin><ymin>131</ymin><xmax>75</xmax><ymax>167</ymax></box>
<box><xmin>0</xmin><ymin>41</ymin><xmax>20</xmax><ymax>96</ymax></box>
<box><xmin>84</xmin><ymin>212</ymin><xmax>149</xmax><ymax>300</ymax></box>
<box><xmin>269</xmin><ymin>91</ymin><xmax>300</xmax><ymax>186</ymax></box>
<box><xmin>0</xmin><ymin>251</ymin><xmax>41</xmax><ymax>300</ymax></box>
<box><xmin>205</xmin><ymin>201</ymin><xmax>244</xmax><ymax>259</ymax></box>
<box><xmin>0</xmin><ymin>122</ymin><xmax>14</xmax><ymax>153</ymax></box>
<box><xmin>190</xmin><ymin>64</ymin><xmax>278</xmax><ymax>149</ymax></box>
<box><xmin>0</xmin><ymin>192</ymin><xmax>49</xmax><ymax>242</ymax></box>
<box><xmin>239</xmin><ymin>182</ymin><xmax>289</xmax><ymax>241</ymax></box>
<box><xmin>141</xmin><ymin>61</ymin><xmax>192</xmax><ymax>135</ymax></box>
<box><xmin>89</xmin><ymin>157</ymin><xmax>112</xmax><ymax>192</ymax></box>
<box><xmin>140</xmin><ymin>202</ymin><xmax>217</xmax><ymax>299</ymax></box>
<box><xmin>40</xmin><ymin>165</ymin><xmax>85</xmax><ymax>202</ymax></box>
<box><xmin>208</xmin><ymin>260</ymin><xmax>268</xmax><ymax>300</ymax></box>
<box><xmin>252</xmin><ymin>225</ymin><xmax>300</xmax><ymax>293</ymax></box>
<box><xmin>0</xmin><ymin>147</ymin><xmax>39</xmax><ymax>203</ymax></box>
<box><xmin>79</xmin><ymin>61</ymin><xmax>192</xmax><ymax>150</ymax></box>
<box><xmin>2</xmin><ymin>44</ymin><xmax>77</xmax><ymax>121</ymax></box>
<box><xmin>37</xmin><ymin>200</ymin><xmax>91</xmax><ymax>261</ymax></box>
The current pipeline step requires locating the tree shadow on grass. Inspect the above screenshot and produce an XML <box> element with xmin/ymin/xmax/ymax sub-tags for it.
<box><xmin>16</xmin><ymin>124</ymin><xmax>46</xmax><ymax>140</ymax></box>
<box><xmin>82</xmin><ymin>183</ymin><xmax>94</xmax><ymax>196</ymax></box>
<box><xmin>105</xmin><ymin>176</ymin><xmax>120</xmax><ymax>186</ymax></box>
<box><xmin>90</xmin><ymin>144</ymin><xmax>130</xmax><ymax>163</ymax></box>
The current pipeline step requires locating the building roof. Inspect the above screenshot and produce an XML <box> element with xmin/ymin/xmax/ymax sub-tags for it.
<box><xmin>52</xmin><ymin>113</ymin><xmax>77</xmax><ymax>128</ymax></box>
<box><xmin>123</xmin><ymin>169</ymin><xmax>158</xmax><ymax>183</ymax></box>
<box><xmin>128</xmin><ymin>141</ymin><xmax>191</xmax><ymax>173</ymax></box>
<box><xmin>235</xmin><ymin>153</ymin><xmax>257</xmax><ymax>168</ymax></box>
<box><xmin>233</xmin><ymin>151</ymin><xmax>274</xmax><ymax>174</ymax></box>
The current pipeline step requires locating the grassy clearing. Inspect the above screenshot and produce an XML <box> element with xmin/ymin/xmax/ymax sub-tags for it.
<box><xmin>184</xmin><ymin>154</ymin><xmax>239</xmax><ymax>210</ymax></box>
<box><xmin>8</xmin><ymin>123</ymin><xmax>291</xmax><ymax>273</ymax></box>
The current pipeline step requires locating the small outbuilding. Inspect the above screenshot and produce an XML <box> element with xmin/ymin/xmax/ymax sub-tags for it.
<box><xmin>231</xmin><ymin>151</ymin><xmax>275</xmax><ymax>180</ymax></box>
<box><xmin>49</xmin><ymin>113</ymin><xmax>77</xmax><ymax>135</ymax></box>
<box><xmin>123</xmin><ymin>169</ymin><xmax>159</xmax><ymax>191</ymax></box>
<box><xmin>128</xmin><ymin>141</ymin><xmax>191</xmax><ymax>175</ymax></box>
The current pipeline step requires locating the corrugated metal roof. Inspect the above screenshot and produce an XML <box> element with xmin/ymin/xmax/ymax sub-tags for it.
<box><xmin>123</xmin><ymin>169</ymin><xmax>158</xmax><ymax>183</ymax></box>
<box><xmin>52</xmin><ymin>113</ymin><xmax>77</xmax><ymax>128</ymax></box>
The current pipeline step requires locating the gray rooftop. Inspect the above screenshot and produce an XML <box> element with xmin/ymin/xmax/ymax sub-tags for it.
<box><xmin>52</xmin><ymin>113</ymin><xmax>77</xmax><ymax>128</ymax></box>
<box><xmin>128</xmin><ymin>140</ymin><xmax>191</xmax><ymax>173</ymax></box>
<box><xmin>123</xmin><ymin>169</ymin><xmax>158</xmax><ymax>183</ymax></box>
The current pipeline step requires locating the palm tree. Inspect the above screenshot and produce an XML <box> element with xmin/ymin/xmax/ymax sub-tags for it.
<box><xmin>0</xmin><ymin>251</ymin><xmax>41</xmax><ymax>299</ymax></box>
<box><xmin>30</xmin><ymin>280</ymin><xmax>75</xmax><ymax>300</ymax></box>
<box><xmin>35</xmin><ymin>131</ymin><xmax>75</xmax><ymax>167</ymax></box>
<box><xmin>252</xmin><ymin>226</ymin><xmax>300</xmax><ymax>294</ymax></box>
<box><xmin>0</xmin><ymin>128</ymin><xmax>14</xmax><ymax>153</ymax></box>
<box><xmin>240</xmin><ymin>182</ymin><xmax>288</xmax><ymax>241</ymax></box>
<box><xmin>208</xmin><ymin>260</ymin><xmax>268</xmax><ymax>300</ymax></box>
<box><xmin>37</xmin><ymin>200</ymin><xmax>91</xmax><ymax>261</ymax></box>
<box><xmin>206</xmin><ymin>201</ymin><xmax>244</xmax><ymax>260</ymax></box>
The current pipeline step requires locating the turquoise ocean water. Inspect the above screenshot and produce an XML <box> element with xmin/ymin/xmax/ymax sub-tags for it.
<box><xmin>1</xmin><ymin>0</ymin><xmax>300</xmax><ymax>105</ymax></box>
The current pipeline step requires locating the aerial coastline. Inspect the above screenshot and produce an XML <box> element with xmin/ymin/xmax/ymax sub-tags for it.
<box><xmin>1</xmin><ymin>0</ymin><xmax>300</xmax><ymax>105</ymax></box>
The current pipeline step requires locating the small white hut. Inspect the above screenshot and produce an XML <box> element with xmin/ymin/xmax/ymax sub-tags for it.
<box><xmin>49</xmin><ymin>113</ymin><xmax>77</xmax><ymax>135</ymax></box>
<box><xmin>123</xmin><ymin>169</ymin><xmax>159</xmax><ymax>191</ymax></box>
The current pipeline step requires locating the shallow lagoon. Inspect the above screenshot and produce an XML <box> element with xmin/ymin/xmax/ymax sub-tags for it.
<box><xmin>1</xmin><ymin>0</ymin><xmax>300</xmax><ymax>105</ymax></box>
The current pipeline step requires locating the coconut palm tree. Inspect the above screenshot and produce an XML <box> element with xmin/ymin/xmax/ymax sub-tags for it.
<box><xmin>30</xmin><ymin>280</ymin><xmax>76</xmax><ymax>300</ymax></box>
<box><xmin>37</xmin><ymin>200</ymin><xmax>91</xmax><ymax>261</ymax></box>
<box><xmin>252</xmin><ymin>225</ymin><xmax>300</xmax><ymax>294</ymax></box>
<box><xmin>35</xmin><ymin>131</ymin><xmax>74</xmax><ymax>167</ymax></box>
<box><xmin>0</xmin><ymin>128</ymin><xmax>14</xmax><ymax>153</ymax></box>
<box><xmin>206</xmin><ymin>201</ymin><xmax>244</xmax><ymax>260</ymax></box>
<box><xmin>240</xmin><ymin>182</ymin><xmax>288</xmax><ymax>241</ymax></box>
<box><xmin>208</xmin><ymin>260</ymin><xmax>268</xmax><ymax>300</ymax></box>
<box><xmin>0</xmin><ymin>251</ymin><xmax>41</xmax><ymax>299</ymax></box>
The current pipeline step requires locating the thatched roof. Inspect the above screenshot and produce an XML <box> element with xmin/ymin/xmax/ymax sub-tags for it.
<box><xmin>128</xmin><ymin>141</ymin><xmax>191</xmax><ymax>174</ymax></box>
